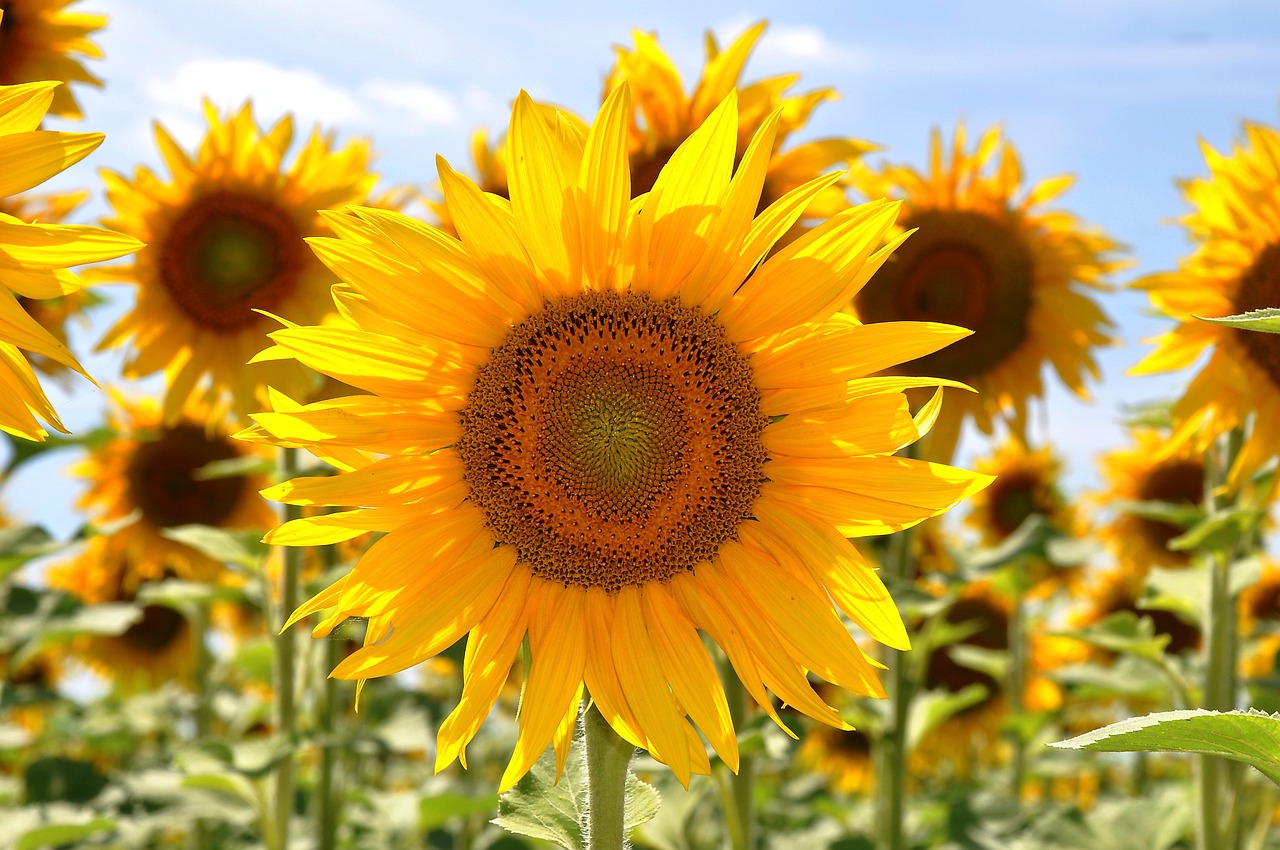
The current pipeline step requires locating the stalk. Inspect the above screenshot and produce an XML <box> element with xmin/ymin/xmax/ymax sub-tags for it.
<box><xmin>191</xmin><ymin>603</ymin><xmax>213</xmax><ymax>850</ymax></box>
<box><xmin>317</xmin><ymin>536</ymin><xmax>342</xmax><ymax>850</ymax></box>
<box><xmin>584</xmin><ymin>702</ymin><xmax>636</xmax><ymax>850</ymax></box>
<box><xmin>1007</xmin><ymin>580</ymin><xmax>1027</xmax><ymax>801</ymax></box>
<box><xmin>273</xmin><ymin>447</ymin><xmax>304</xmax><ymax>850</ymax></box>
<box><xmin>876</xmin><ymin>523</ymin><xmax>914</xmax><ymax>850</ymax></box>
<box><xmin>716</xmin><ymin>668</ymin><xmax>753</xmax><ymax>850</ymax></box>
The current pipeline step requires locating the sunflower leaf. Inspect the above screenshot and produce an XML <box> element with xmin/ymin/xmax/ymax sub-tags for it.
<box><xmin>1049</xmin><ymin>708</ymin><xmax>1280</xmax><ymax>786</ymax></box>
<box><xmin>1195</xmin><ymin>307</ymin><xmax>1280</xmax><ymax>333</ymax></box>
<box><xmin>1167</xmin><ymin>507</ymin><xmax>1262</xmax><ymax>554</ymax></box>
<box><xmin>160</xmin><ymin>524</ymin><xmax>270</xmax><ymax>570</ymax></box>
<box><xmin>495</xmin><ymin>746</ymin><xmax>585</xmax><ymax>850</ymax></box>
<box><xmin>1053</xmin><ymin>611</ymin><xmax>1170</xmax><ymax>662</ymax></box>
<box><xmin>0</xmin><ymin>524</ymin><xmax>60</xmax><ymax>582</ymax></box>
<box><xmin>1110</xmin><ymin>499</ymin><xmax>1201</xmax><ymax>529</ymax></box>
<box><xmin>15</xmin><ymin>818</ymin><xmax>117</xmax><ymax>850</ymax></box>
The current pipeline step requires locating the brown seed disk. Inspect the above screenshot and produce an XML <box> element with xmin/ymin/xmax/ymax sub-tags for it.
<box><xmin>457</xmin><ymin>290</ymin><xmax>767</xmax><ymax>594</ymax></box>
<box><xmin>125</xmin><ymin>423</ymin><xmax>248</xmax><ymax>529</ymax></box>
<box><xmin>1232</xmin><ymin>240</ymin><xmax>1280</xmax><ymax>388</ymax></box>
<box><xmin>157</xmin><ymin>190</ymin><xmax>305</xmax><ymax>332</ymax></box>
<box><xmin>1134</xmin><ymin>458</ymin><xmax>1204</xmax><ymax>563</ymax></box>
<box><xmin>120</xmin><ymin>604</ymin><xmax>188</xmax><ymax>653</ymax></box>
<box><xmin>987</xmin><ymin>470</ymin><xmax>1050</xmax><ymax>538</ymax></box>
<box><xmin>923</xmin><ymin>596</ymin><xmax>1008</xmax><ymax>712</ymax></box>
<box><xmin>855</xmin><ymin>209</ymin><xmax>1034</xmax><ymax>381</ymax></box>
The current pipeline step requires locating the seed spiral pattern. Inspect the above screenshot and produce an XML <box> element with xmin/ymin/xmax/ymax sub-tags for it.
<box><xmin>458</xmin><ymin>291</ymin><xmax>767</xmax><ymax>593</ymax></box>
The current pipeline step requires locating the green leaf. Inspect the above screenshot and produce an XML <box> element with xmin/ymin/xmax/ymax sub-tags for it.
<box><xmin>1195</xmin><ymin>307</ymin><xmax>1280</xmax><ymax>333</ymax></box>
<box><xmin>624</xmin><ymin>772</ymin><xmax>661</xmax><ymax>831</ymax></box>
<box><xmin>958</xmin><ymin>514</ymin><xmax>1054</xmax><ymax>573</ymax></box>
<box><xmin>1168</xmin><ymin>507</ymin><xmax>1262</xmax><ymax>554</ymax></box>
<box><xmin>181</xmin><ymin>772</ymin><xmax>261</xmax><ymax>808</ymax></box>
<box><xmin>1111</xmin><ymin>498</ymin><xmax>1202</xmax><ymax>529</ymax></box>
<box><xmin>1055</xmin><ymin>611</ymin><xmax>1170</xmax><ymax>662</ymax></box>
<box><xmin>495</xmin><ymin>747</ymin><xmax>584</xmax><ymax>850</ymax></box>
<box><xmin>906</xmin><ymin>684</ymin><xmax>989</xmax><ymax>752</ymax></box>
<box><xmin>1049</xmin><ymin>708</ymin><xmax>1280</xmax><ymax>785</ymax></box>
<box><xmin>137</xmin><ymin>578</ymin><xmax>247</xmax><ymax>610</ymax></box>
<box><xmin>194</xmin><ymin>454</ymin><xmax>275</xmax><ymax>480</ymax></box>
<box><xmin>0</xmin><ymin>525</ymin><xmax>61</xmax><ymax>582</ymax></box>
<box><xmin>16</xmin><ymin>818</ymin><xmax>117</xmax><ymax>850</ymax></box>
<box><xmin>160</xmin><ymin>524</ymin><xmax>269</xmax><ymax>569</ymax></box>
<box><xmin>419</xmin><ymin>792</ymin><xmax>500</xmax><ymax>830</ymax></box>
<box><xmin>24</xmin><ymin>756</ymin><xmax>110</xmax><ymax>803</ymax></box>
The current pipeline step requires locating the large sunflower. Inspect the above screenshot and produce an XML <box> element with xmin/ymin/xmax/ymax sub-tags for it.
<box><xmin>852</xmin><ymin>123</ymin><xmax>1123</xmax><ymax>460</ymax></box>
<box><xmin>0</xmin><ymin>80</ymin><xmax>140</xmax><ymax>439</ymax></box>
<box><xmin>71</xmin><ymin>393</ymin><xmax>274</xmax><ymax>582</ymax></box>
<box><xmin>1132</xmin><ymin>121</ymin><xmax>1280</xmax><ymax>480</ymax></box>
<box><xmin>1095</xmin><ymin>428</ymin><xmax>1206</xmax><ymax>576</ymax></box>
<box><xmin>607</xmin><ymin>21</ymin><xmax>874</xmax><ymax>243</ymax></box>
<box><xmin>94</xmin><ymin>102</ymin><xmax>383</xmax><ymax>422</ymax></box>
<box><xmin>0</xmin><ymin>1</ymin><xmax>104</xmax><ymax>120</ymax></box>
<box><xmin>242</xmin><ymin>87</ymin><xmax>990</xmax><ymax>791</ymax></box>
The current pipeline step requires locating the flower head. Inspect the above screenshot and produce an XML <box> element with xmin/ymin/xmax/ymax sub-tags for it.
<box><xmin>245</xmin><ymin>86</ymin><xmax>989</xmax><ymax>791</ymax></box>
<box><xmin>0</xmin><ymin>1</ymin><xmax>105</xmax><ymax>119</ymax></box>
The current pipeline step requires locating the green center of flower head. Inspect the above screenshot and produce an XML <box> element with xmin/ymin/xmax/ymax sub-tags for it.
<box><xmin>158</xmin><ymin>191</ymin><xmax>304</xmax><ymax>332</ymax></box>
<box><xmin>1232</xmin><ymin>240</ymin><xmax>1280</xmax><ymax>388</ymax></box>
<box><xmin>856</xmin><ymin>209</ymin><xmax>1033</xmax><ymax>380</ymax></box>
<box><xmin>458</xmin><ymin>291</ymin><xmax>767</xmax><ymax>594</ymax></box>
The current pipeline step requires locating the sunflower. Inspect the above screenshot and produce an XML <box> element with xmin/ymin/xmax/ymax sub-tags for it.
<box><xmin>851</xmin><ymin>123</ymin><xmax>1123</xmax><ymax>461</ymax></box>
<box><xmin>242</xmin><ymin>86</ymin><xmax>990</xmax><ymax>791</ymax></box>
<box><xmin>2</xmin><ymin>187</ymin><xmax>96</xmax><ymax>380</ymax></box>
<box><xmin>46</xmin><ymin>537</ymin><xmax>196</xmax><ymax>689</ymax></box>
<box><xmin>1096</xmin><ymin>428</ymin><xmax>1206</xmax><ymax>576</ymax></box>
<box><xmin>1239</xmin><ymin>560</ymin><xmax>1280</xmax><ymax>636</ymax></box>
<box><xmin>94</xmin><ymin>101</ymin><xmax>384</xmax><ymax>422</ymax></box>
<box><xmin>69</xmin><ymin>392</ymin><xmax>274</xmax><ymax>583</ymax></box>
<box><xmin>0</xmin><ymin>80</ymin><xmax>140</xmax><ymax>439</ymax></box>
<box><xmin>798</xmin><ymin>722</ymin><xmax>875</xmax><ymax>795</ymax></box>
<box><xmin>428</xmin><ymin>129</ymin><xmax>509</xmax><ymax>237</ymax></box>
<box><xmin>0</xmin><ymin>1</ymin><xmax>104</xmax><ymax>120</ymax></box>
<box><xmin>967</xmin><ymin>438</ymin><xmax>1080</xmax><ymax>594</ymax></box>
<box><xmin>606</xmin><ymin>21</ymin><xmax>874</xmax><ymax>244</ymax></box>
<box><xmin>1132</xmin><ymin>121</ymin><xmax>1280</xmax><ymax>480</ymax></box>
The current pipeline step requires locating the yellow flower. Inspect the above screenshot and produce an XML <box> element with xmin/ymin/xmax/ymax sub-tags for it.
<box><xmin>1132</xmin><ymin>121</ymin><xmax>1280</xmax><ymax>480</ymax></box>
<box><xmin>244</xmin><ymin>86</ymin><xmax>990</xmax><ymax>791</ymax></box>
<box><xmin>852</xmin><ymin>123</ymin><xmax>1123</xmax><ymax>460</ymax></box>
<box><xmin>94</xmin><ymin>102</ymin><xmax>384</xmax><ymax>422</ymax></box>
<box><xmin>0</xmin><ymin>81</ymin><xmax>140</xmax><ymax>439</ymax></box>
<box><xmin>428</xmin><ymin>128</ymin><xmax>510</xmax><ymax>236</ymax></box>
<box><xmin>798</xmin><ymin>723</ymin><xmax>875</xmax><ymax>795</ymax></box>
<box><xmin>1239</xmin><ymin>560</ymin><xmax>1280</xmax><ymax>637</ymax></box>
<box><xmin>0</xmin><ymin>1</ymin><xmax>104</xmax><ymax>120</ymax></box>
<box><xmin>69</xmin><ymin>392</ymin><xmax>274</xmax><ymax>583</ymax></box>
<box><xmin>1096</xmin><ymin>428</ymin><xmax>1205</xmax><ymax>576</ymax></box>
<box><xmin>606</xmin><ymin>21</ymin><xmax>875</xmax><ymax>245</ymax></box>
<box><xmin>46</xmin><ymin>536</ymin><xmax>197</xmax><ymax>690</ymax></box>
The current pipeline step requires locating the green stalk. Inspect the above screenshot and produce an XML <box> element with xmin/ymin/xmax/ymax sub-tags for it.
<box><xmin>273</xmin><ymin>447</ymin><xmax>303</xmax><ymax>850</ymax></box>
<box><xmin>716</xmin><ymin>667</ymin><xmax>753</xmax><ymax>850</ymax></box>
<box><xmin>317</xmin><ymin>537</ymin><xmax>342</xmax><ymax>850</ymax></box>
<box><xmin>191</xmin><ymin>604</ymin><xmax>213</xmax><ymax>850</ymax></box>
<box><xmin>584</xmin><ymin>701</ymin><xmax>636</xmax><ymax>850</ymax></box>
<box><xmin>876</xmin><ymin>523</ymin><xmax>914</xmax><ymax>850</ymax></box>
<box><xmin>1007</xmin><ymin>580</ymin><xmax>1027</xmax><ymax>802</ymax></box>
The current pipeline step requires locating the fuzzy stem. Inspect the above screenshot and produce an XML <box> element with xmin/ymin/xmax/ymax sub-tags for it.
<box><xmin>316</xmin><ymin>537</ymin><xmax>341</xmax><ymax>850</ymax></box>
<box><xmin>273</xmin><ymin>446</ymin><xmax>303</xmax><ymax>850</ymax></box>
<box><xmin>584</xmin><ymin>702</ymin><xmax>636</xmax><ymax>850</ymax></box>
<box><xmin>877</xmin><ymin>523</ymin><xmax>914</xmax><ymax>850</ymax></box>
<box><xmin>1007</xmin><ymin>577</ymin><xmax>1027</xmax><ymax>802</ymax></box>
<box><xmin>716</xmin><ymin>667</ymin><xmax>753</xmax><ymax>850</ymax></box>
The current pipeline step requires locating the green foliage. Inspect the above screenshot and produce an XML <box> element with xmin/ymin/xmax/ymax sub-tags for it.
<box><xmin>159</xmin><ymin>524</ymin><xmax>271</xmax><ymax>569</ymax></box>
<box><xmin>1195</xmin><ymin>307</ymin><xmax>1280</xmax><ymax>333</ymax></box>
<box><xmin>1050</xmin><ymin>708</ymin><xmax>1280</xmax><ymax>785</ymax></box>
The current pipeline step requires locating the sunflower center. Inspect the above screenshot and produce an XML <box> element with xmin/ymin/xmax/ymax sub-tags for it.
<box><xmin>829</xmin><ymin>727</ymin><xmax>872</xmax><ymax>757</ymax></box>
<box><xmin>630</xmin><ymin>144</ymin><xmax>679</xmax><ymax>198</ymax></box>
<box><xmin>924</xmin><ymin>596</ymin><xmax>1008</xmax><ymax>711</ymax></box>
<box><xmin>157</xmin><ymin>191</ymin><xmax>305</xmax><ymax>332</ymax></box>
<box><xmin>855</xmin><ymin>210</ymin><xmax>1033</xmax><ymax>381</ymax></box>
<box><xmin>125</xmin><ymin>423</ymin><xmax>248</xmax><ymax>529</ymax></box>
<box><xmin>988</xmin><ymin>471</ymin><xmax>1045</xmax><ymax>538</ymax></box>
<box><xmin>1134</xmin><ymin>458</ymin><xmax>1204</xmax><ymax>556</ymax></box>
<box><xmin>1231</xmin><ymin>240</ymin><xmax>1280</xmax><ymax>388</ymax></box>
<box><xmin>1248</xmin><ymin>583</ymin><xmax>1280</xmax><ymax>623</ymax></box>
<box><xmin>120</xmin><ymin>604</ymin><xmax>186</xmax><ymax>654</ymax></box>
<box><xmin>458</xmin><ymin>291</ymin><xmax>767</xmax><ymax>594</ymax></box>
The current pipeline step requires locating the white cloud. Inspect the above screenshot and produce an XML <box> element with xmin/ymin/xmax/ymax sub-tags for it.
<box><xmin>363</xmin><ymin>80</ymin><xmax>460</xmax><ymax>129</ymax></box>
<box><xmin>148</xmin><ymin>58</ymin><xmax>363</xmax><ymax>130</ymax></box>
<box><xmin>756</xmin><ymin>25</ymin><xmax>843</xmax><ymax>65</ymax></box>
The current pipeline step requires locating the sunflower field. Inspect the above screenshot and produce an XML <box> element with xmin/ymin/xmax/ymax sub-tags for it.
<box><xmin>4</xmin><ymin>3</ymin><xmax>1280</xmax><ymax>849</ymax></box>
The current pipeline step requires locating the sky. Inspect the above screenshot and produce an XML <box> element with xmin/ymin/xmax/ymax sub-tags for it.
<box><xmin>14</xmin><ymin>0</ymin><xmax>1280</xmax><ymax>538</ymax></box>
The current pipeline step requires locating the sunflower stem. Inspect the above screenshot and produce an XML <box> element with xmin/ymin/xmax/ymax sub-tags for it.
<box><xmin>1007</xmin><ymin>573</ymin><xmax>1027</xmax><ymax>803</ymax></box>
<box><xmin>717</xmin><ymin>664</ymin><xmax>754</xmax><ymax>850</ymax></box>
<box><xmin>190</xmin><ymin>603</ymin><xmax>213</xmax><ymax>850</ymax></box>
<box><xmin>317</xmin><ymin>540</ymin><xmax>341</xmax><ymax>850</ymax></box>
<box><xmin>1197</xmin><ymin>431</ymin><xmax>1241</xmax><ymax>850</ymax></box>
<box><xmin>584</xmin><ymin>701</ymin><xmax>635</xmax><ymax>850</ymax></box>
<box><xmin>273</xmin><ymin>446</ymin><xmax>303</xmax><ymax>850</ymax></box>
<box><xmin>877</xmin><ymin>522</ymin><xmax>915</xmax><ymax>850</ymax></box>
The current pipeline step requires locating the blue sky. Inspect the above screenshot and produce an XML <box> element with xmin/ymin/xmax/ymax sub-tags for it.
<box><xmin>17</xmin><ymin>0</ymin><xmax>1280</xmax><ymax>536</ymax></box>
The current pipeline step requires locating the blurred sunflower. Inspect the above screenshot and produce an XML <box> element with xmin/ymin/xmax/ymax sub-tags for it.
<box><xmin>1132</xmin><ymin>122</ymin><xmax>1280</xmax><ymax>480</ymax></box>
<box><xmin>0</xmin><ymin>80</ymin><xmax>140</xmax><ymax>439</ymax></box>
<box><xmin>46</xmin><ymin>540</ymin><xmax>195</xmax><ymax>689</ymax></box>
<box><xmin>1075</xmin><ymin>569</ymin><xmax>1202</xmax><ymax>657</ymax></box>
<box><xmin>1096</xmin><ymin>428</ymin><xmax>1205</xmax><ymax>575</ymax></box>
<box><xmin>967</xmin><ymin>438</ymin><xmax>1079</xmax><ymax>594</ymax></box>
<box><xmin>852</xmin><ymin>123</ymin><xmax>1123</xmax><ymax>461</ymax></box>
<box><xmin>607</xmin><ymin>21</ymin><xmax>875</xmax><ymax>244</ymax></box>
<box><xmin>71</xmin><ymin>393</ymin><xmax>274</xmax><ymax>582</ymax></box>
<box><xmin>1239</xmin><ymin>560</ymin><xmax>1280</xmax><ymax>636</ymax></box>
<box><xmin>798</xmin><ymin>723</ymin><xmax>875</xmax><ymax>795</ymax></box>
<box><xmin>94</xmin><ymin>102</ymin><xmax>383</xmax><ymax>422</ymax></box>
<box><xmin>244</xmin><ymin>86</ymin><xmax>990</xmax><ymax>791</ymax></box>
<box><xmin>0</xmin><ymin>1</ymin><xmax>104</xmax><ymax>119</ymax></box>
<box><xmin>914</xmin><ymin>580</ymin><xmax>1068</xmax><ymax>776</ymax></box>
